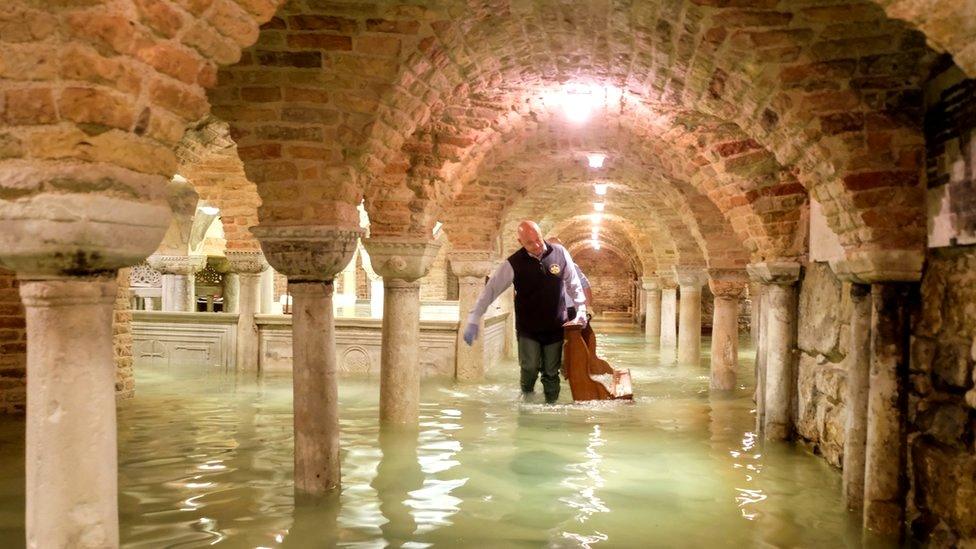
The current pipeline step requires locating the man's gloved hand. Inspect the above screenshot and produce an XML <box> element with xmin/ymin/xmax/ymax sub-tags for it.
<box><xmin>462</xmin><ymin>322</ymin><xmax>479</xmax><ymax>345</ymax></box>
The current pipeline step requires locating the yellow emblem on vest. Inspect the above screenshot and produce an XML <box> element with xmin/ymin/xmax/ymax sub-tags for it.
<box><xmin>549</xmin><ymin>264</ymin><xmax>561</xmax><ymax>275</ymax></box>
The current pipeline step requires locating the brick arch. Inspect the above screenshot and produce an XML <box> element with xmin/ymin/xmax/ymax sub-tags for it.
<box><xmin>176</xmin><ymin>118</ymin><xmax>261</xmax><ymax>251</ymax></box>
<box><xmin>553</xmin><ymin>222</ymin><xmax>648</xmax><ymax>277</ymax></box>
<box><xmin>867</xmin><ymin>0</ymin><xmax>976</xmax><ymax>75</ymax></box>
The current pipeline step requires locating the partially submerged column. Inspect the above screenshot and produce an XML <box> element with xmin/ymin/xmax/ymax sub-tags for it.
<box><xmin>363</xmin><ymin>237</ymin><xmax>443</xmax><ymax>426</ymax></box>
<box><xmin>146</xmin><ymin>254</ymin><xmax>206</xmax><ymax>312</ymax></box>
<box><xmin>746</xmin><ymin>262</ymin><xmax>800</xmax><ymax>441</ymax></box>
<box><xmin>842</xmin><ymin>283</ymin><xmax>872</xmax><ymax>511</ymax></box>
<box><xmin>225</xmin><ymin>251</ymin><xmax>269</xmax><ymax>373</ymax></box>
<box><xmin>659</xmin><ymin>273</ymin><xmax>678</xmax><ymax>351</ymax></box>
<box><xmin>708</xmin><ymin>270</ymin><xmax>747</xmax><ymax>390</ymax></box>
<box><xmin>674</xmin><ymin>267</ymin><xmax>706</xmax><ymax>365</ymax></box>
<box><xmin>251</xmin><ymin>225</ymin><xmax>361</xmax><ymax>497</ymax></box>
<box><xmin>449</xmin><ymin>251</ymin><xmax>495</xmax><ymax>381</ymax></box>
<box><xmin>642</xmin><ymin>277</ymin><xmax>662</xmax><ymax>341</ymax></box>
<box><xmin>259</xmin><ymin>268</ymin><xmax>276</xmax><ymax>314</ymax></box>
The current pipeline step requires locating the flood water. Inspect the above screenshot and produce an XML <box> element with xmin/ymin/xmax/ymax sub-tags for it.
<box><xmin>0</xmin><ymin>321</ymin><xmax>881</xmax><ymax>547</ymax></box>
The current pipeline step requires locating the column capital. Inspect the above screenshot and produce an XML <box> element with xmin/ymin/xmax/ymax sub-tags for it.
<box><xmin>829</xmin><ymin>250</ymin><xmax>923</xmax><ymax>284</ymax></box>
<box><xmin>747</xmin><ymin>261</ymin><xmax>801</xmax><ymax>285</ymax></box>
<box><xmin>146</xmin><ymin>254</ymin><xmax>206</xmax><ymax>275</ymax></box>
<box><xmin>708</xmin><ymin>268</ymin><xmax>748</xmax><ymax>298</ymax></box>
<box><xmin>251</xmin><ymin>225</ymin><xmax>362</xmax><ymax>281</ymax></box>
<box><xmin>672</xmin><ymin>266</ymin><xmax>707</xmax><ymax>288</ymax></box>
<box><xmin>363</xmin><ymin>236</ymin><xmax>442</xmax><ymax>282</ymax></box>
<box><xmin>641</xmin><ymin>276</ymin><xmax>660</xmax><ymax>291</ymax></box>
<box><xmin>656</xmin><ymin>271</ymin><xmax>677</xmax><ymax>289</ymax></box>
<box><xmin>224</xmin><ymin>250</ymin><xmax>269</xmax><ymax>275</ymax></box>
<box><xmin>448</xmin><ymin>250</ymin><xmax>495</xmax><ymax>279</ymax></box>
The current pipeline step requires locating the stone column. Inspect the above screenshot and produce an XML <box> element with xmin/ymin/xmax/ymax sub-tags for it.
<box><xmin>863</xmin><ymin>282</ymin><xmax>912</xmax><ymax>535</ymax></box>
<box><xmin>226</xmin><ymin>251</ymin><xmax>269</xmax><ymax>373</ymax></box>
<box><xmin>674</xmin><ymin>267</ymin><xmax>706</xmax><ymax>365</ymax></box>
<box><xmin>222</xmin><ymin>273</ymin><xmax>239</xmax><ymax>313</ymax></box>
<box><xmin>251</xmin><ymin>225</ymin><xmax>361</xmax><ymax>498</ymax></box>
<box><xmin>659</xmin><ymin>274</ymin><xmax>678</xmax><ymax>351</ymax></box>
<box><xmin>843</xmin><ymin>283</ymin><xmax>872</xmax><ymax>511</ymax></box>
<box><xmin>363</xmin><ymin>237</ymin><xmax>443</xmax><ymax>426</ymax></box>
<box><xmin>750</xmin><ymin>281</ymin><xmax>768</xmax><ymax>432</ymax></box>
<box><xmin>749</xmin><ymin>282</ymin><xmax>762</xmax><ymax>347</ymax></box>
<box><xmin>21</xmin><ymin>276</ymin><xmax>119</xmax><ymax>548</ymax></box>
<box><xmin>708</xmin><ymin>270</ymin><xmax>747</xmax><ymax>391</ymax></box>
<box><xmin>747</xmin><ymin>262</ymin><xmax>801</xmax><ymax>441</ymax></box>
<box><xmin>449</xmin><ymin>251</ymin><xmax>495</xmax><ymax>381</ymax></box>
<box><xmin>642</xmin><ymin>277</ymin><xmax>661</xmax><ymax>341</ymax></box>
<box><xmin>259</xmin><ymin>267</ymin><xmax>276</xmax><ymax>314</ymax></box>
<box><xmin>146</xmin><ymin>254</ymin><xmax>206</xmax><ymax>312</ymax></box>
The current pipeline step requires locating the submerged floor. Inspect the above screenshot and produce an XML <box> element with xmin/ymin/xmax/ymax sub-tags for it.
<box><xmin>0</xmin><ymin>323</ymin><xmax>880</xmax><ymax>547</ymax></box>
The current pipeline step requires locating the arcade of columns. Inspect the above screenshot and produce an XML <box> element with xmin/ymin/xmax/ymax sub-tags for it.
<box><xmin>1</xmin><ymin>0</ymin><xmax>975</xmax><ymax>546</ymax></box>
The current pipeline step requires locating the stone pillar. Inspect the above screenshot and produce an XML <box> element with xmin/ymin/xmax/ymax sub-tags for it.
<box><xmin>21</xmin><ymin>276</ymin><xmax>119</xmax><ymax>548</ymax></box>
<box><xmin>750</xmin><ymin>282</ymin><xmax>762</xmax><ymax>347</ymax></box>
<box><xmin>449</xmin><ymin>251</ymin><xmax>495</xmax><ymax>381</ymax></box>
<box><xmin>674</xmin><ymin>267</ymin><xmax>706</xmax><ymax>365</ymax></box>
<box><xmin>223</xmin><ymin>273</ymin><xmax>240</xmax><ymax>313</ymax></box>
<box><xmin>363</xmin><ymin>237</ymin><xmax>443</xmax><ymax>426</ymax></box>
<box><xmin>751</xmin><ymin>282</ymin><xmax>768</xmax><ymax>432</ymax></box>
<box><xmin>251</xmin><ymin>225</ymin><xmax>361</xmax><ymax>497</ymax></box>
<box><xmin>863</xmin><ymin>282</ymin><xmax>912</xmax><ymax>535</ymax></box>
<box><xmin>259</xmin><ymin>267</ymin><xmax>276</xmax><ymax>314</ymax></box>
<box><xmin>747</xmin><ymin>262</ymin><xmax>801</xmax><ymax>441</ymax></box>
<box><xmin>659</xmin><ymin>274</ymin><xmax>678</xmax><ymax>351</ymax></box>
<box><xmin>843</xmin><ymin>283</ymin><xmax>872</xmax><ymax>511</ymax></box>
<box><xmin>146</xmin><ymin>255</ymin><xmax>206</xmax><ymax>312</ymax></box>
<box><xmin>708</xmin><ymin>270</ymin><xmax>747</xmax><ymax>391</ymax></box>
<box><xmin>226</xmin><ymin>251</ymin><xmax>269</xmax><ymax>373</ymax></box>
<box><xmin>642</xmin><ymin>277</ymin><xmax>662</xmax><ymax>341</ymax></box>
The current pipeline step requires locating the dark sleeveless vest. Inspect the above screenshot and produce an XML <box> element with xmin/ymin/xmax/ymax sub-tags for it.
<box><xmin>507</xmin><ymin>246</ymin><xmax>567</xmax><ymax>344</ymax></box>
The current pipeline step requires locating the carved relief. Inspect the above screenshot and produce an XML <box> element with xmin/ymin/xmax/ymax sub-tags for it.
<box><xmin>340</xmin><ymin>346</ymin><xmax>372</xmax><ymax>376</ymax></box>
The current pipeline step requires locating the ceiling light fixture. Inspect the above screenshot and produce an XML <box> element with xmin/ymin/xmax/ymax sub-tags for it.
<box><xmin>562</xmin><ymin>85</ymin><xmax>596</xmax><ymax>124</ymax></box>
<box><xmin>594</xmin><ymin>202</ymin><xmax>605</xmax><ymax>212</ymax></box>
<box><xmin>591</xmin><ymin>213</ymin><xmax>602</xmax><ymax>224</ymax></box>
<box><xmin>587</xmin><ymin>153</ymin><xmax>606</xmax><ymax>169</ymax></box>
<box><xmin>593</xmin><ymin>240</ymin><xmax>601</xmax><ymax>250</ymax></box>
<box><xmin>594</xmin><ymin>183</ymin><xmax>608</xmax><ymax>196</ymax></box>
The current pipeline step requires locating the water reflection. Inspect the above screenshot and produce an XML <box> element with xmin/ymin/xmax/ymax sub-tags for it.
<box><xmin>372</xmin><ymin>428</ymin><xmax>424</xmax><ymax>545</ymax></box>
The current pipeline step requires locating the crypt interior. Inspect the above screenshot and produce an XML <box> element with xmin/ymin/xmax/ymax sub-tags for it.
<box><xmin>0</xmin><ymin>0</ymin><xmax>976</xmax><ymax>546</ymax></box>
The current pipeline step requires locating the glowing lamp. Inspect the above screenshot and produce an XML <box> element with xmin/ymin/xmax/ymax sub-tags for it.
<box><xmin>587</xmin><ymin>153</ymin><xmax>606</xmax><ymax>169</ymax></box>
<box><xmin>593</xmin><ymin>202</ymin><xmax>605</xmax><ymax>212</ymax></box>
<box><xmin>593</xmin><ymin>240</ymin><xmax>601</xmax><ymax>250</ymax></box>
<box><xmin>594</xmin><ymin>183</ymin><xmax>608</xmax><ymax>196</ymax></box>
<box><xmin>591</xmin><ymin>213</ymin><xmax>602</xmax><ymax>224</ymax></box>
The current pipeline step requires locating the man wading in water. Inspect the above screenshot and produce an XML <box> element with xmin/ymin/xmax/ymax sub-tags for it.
<box><xmin>462</xmin><ymin>220</ymin><xmax>587</xmax><ymax>404</ymax></box>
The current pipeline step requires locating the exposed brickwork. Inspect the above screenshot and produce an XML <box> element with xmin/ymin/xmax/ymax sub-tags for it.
<box><xmin>574</xmin><ymin>248</ymin><xmax>636</xmax><ymax>313</ymax></box>
<box><xmin>0</xmin><ymin>268</ymin><xmax>26</xmax><ymax>414</ymax></box>
<box><xmin>419</xmin><ymin>241</ymin><xmax>450</xmax><ymax>301</ymax></box>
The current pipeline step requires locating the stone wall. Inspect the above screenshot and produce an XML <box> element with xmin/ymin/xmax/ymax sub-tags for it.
<box><xmin>574</xmin><ymin>249</ymin><xmax>634</xmax><ymax>312</ymax></box>
<box><xmin>794</xmin><ymin>262</ymin><xmax>852</xmax><ymax>468</ymax></box>
<box><xmin>420</xmin><ymin>243</ymin><xmax>451</xmax><ymax>301</ymax></box>
<box><xmin>0</xmin><ymin>268</ymin><xmax>25</xmax><ymax>414</ymax></box>
<box><xmin>115</xmin><ymin>269</ymin><xmax>135</xmax><ymax>400</ymax></box>
<box><xmin>909</xmin><ymin>246</ymin><xmax>976</xmax><ymax>544</ymax></box>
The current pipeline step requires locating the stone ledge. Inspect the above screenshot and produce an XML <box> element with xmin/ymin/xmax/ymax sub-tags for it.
<box><xmin>829</xmin><ymin>249</ymin><xmax>923</xmax><ymax>283</ymax></box>
<box><xmin>747</xmin><ymin>261</ymin><xmax>802</xmax><ymax>285</ymax></box>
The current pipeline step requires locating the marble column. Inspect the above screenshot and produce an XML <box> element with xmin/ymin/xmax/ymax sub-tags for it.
<box><xmin>642</xmin><ymin>277</ymin><xmax>662</xmax><ymax>341</ymax></box>
<box><xmin>146</xmin><ymin>254</ymin><xmax>206</xmax><ymax>312</ymax></box>
<box><xmin>21</xmin><ymin>276</ymin><xmax>119</xmax><ymax>548</ymax></box>
<box><xmin>251</xmin><ymin>225</ymin><xmax>361</xmax><ymax>497</ymax></box>
<box><xmin>449</xmin><ymin>251</ymin><xmax>495</xmax><ymax>381</ymax></box>
<box><xmin>863</xmin><ymin>282</ymin><xmax>912</xmax><ymax>535</ymax></box>
<box><xmin>749</xmin><ymin>282</ymin><xmax>762</xmax><ymax>347</ymax></box>
<box><xmin>226</xmin><ymin>251</ymin><xmax>269</xmax><ymax>373</ymax></box>
<box><xmin>708</xmin><ymin>270</ymin><xmax>747</xmax><ymax>391</ymax></box>
<box><xmin>259</xmin><ymin>267</ymin><xmax>275</xmax><ymax>314</ymax></box>
<box><xmin>750</xmin><ymin>281</ymin><xmax>768</xmax><ymax>432</ymax></box>
<box><xmin>747</xmin><ymin>262</ymin><xmax>801</xmax><ymax>441</ymax></box>
<box><xmin>843</xmin><ymin>283</ymin><xmax>872</xmax><ymax>511</ymax></box>
<box><xmin>222</xmin><ymin>273</ymin><xmax>239</xmax><ymax>313</ymax></box>
<box><xmin>364</xmin><ymin>237</ymin><xmax>443</xmax><ymax>426</ymax></box>
<box><xmin>659</xmin><ymin>274</ymin><xmax>678</xmax><ymax>352</ymax></box>
<box><xmin>674</xmin><ymin>267</ymin><xmax>706</xmax><ymax>365</ymax></box>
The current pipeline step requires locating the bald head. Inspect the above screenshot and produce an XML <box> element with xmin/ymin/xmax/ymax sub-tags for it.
<box><xmin>516</xmin><ymin>220</ymin><xmax>546</xmax><ymax>256</ymax></box>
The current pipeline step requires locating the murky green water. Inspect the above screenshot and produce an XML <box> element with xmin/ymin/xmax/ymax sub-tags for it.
<box><xmin>0</xmin><ymin>322</ymin><xmax>879</xmax><ymax>547</ymax></box>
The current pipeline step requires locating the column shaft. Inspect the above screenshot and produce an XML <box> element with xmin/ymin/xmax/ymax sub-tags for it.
<box><xmin>863</xmin><ymin>282</ymin><xmax>911</xmax><ymax>535</ymax></box>
<box><xmin>677</xmin><ymin>285</ymin><xmax>702</xmax><ymax>364</ymax></box>
<box><xmin>236</xmin><ymin>273</ymin><xmax>262</xmax><ymax>372</ymax></box>
<box><xmin>644</xmin><ymin>289</ymin><xmax>662</xmax><ymax>341</ymax></box>
<box><xmin>843</xmin><ymin>283</ymin><xmax>872</xmax><ymax>511</ymax></box>
<box><xmin>660</xmin><ymin>288</ymin><xmax>678</xmax><ymax>348</ymax></box>
<box><xmin>259</xmin><ymin>268</ymin><xmax>275</xmax><ymax>314</ymax></box>
<box><xmin>22</xmin><ymin>276</ymin><xmax>119</xmax><ymax>549</ymax></box>
<box><xmin>763</xmin><ymin>282</ymin><xmax>797</xmax><ymax>440</ymax></box>
<box><xmin>710</xmin><ymin>295</ymin><xmax>740</xmax><ymax>390</ymax></box>
<box><xmin>754</xmin><ymin>286</ymin><xmax>767</xmax><ymax>433</ymax></box>
<box><xmin>290</xmin><ymin>281</ymin><xmax>340</xmax><ymax>496</ymax></box>
<box><xmin>161</xmin><ymin>273</ymin><xmax>195</xmax><ymax>312</ymax></box>
<box><xmin>223</xmin><ymin>273</ymin><xmax>239</xmax><ymax>313</ymax></box>
<box><xmin>379</xmin><ymin>280</ymin><xmax>422</xmax><ymax>425</ymax></box>
<box><xmin>456</xmin><ymin>276</ymin><xmax>486</xmax><ymax>381</ymax></box>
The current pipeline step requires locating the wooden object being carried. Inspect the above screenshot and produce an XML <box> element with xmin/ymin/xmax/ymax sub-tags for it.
<box><xmin>562</xmin><ymin>323</ymin><xmax>634</xmax><ymax>401</ymax></box>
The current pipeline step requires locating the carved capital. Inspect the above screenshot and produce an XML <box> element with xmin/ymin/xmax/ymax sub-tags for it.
<box><xmin>747</xmin><ymin>261</ymin><xmax>801</xmax><ymax>285</ymax></box>
<box><xmin>362</xmin><ymin>236</ymin><xmax>442</xmax><ymax>282</ymax></box>
<box><xmin>224</xmin><ymin>250</ymin><xmax>269</xmax><ymax>275</ymax></box>
<box><xmin>707</xmin><ymin>269</ymin><xmax>748</xmax><ymax>298</ymax></box>
<box><xmin>672</xmin><ymin>266</ymin><xmax>707</xmax><ymax>288</ymax></box>
<box><xmin>251</xmin><ymin>225</ymin><xmax>362</xmax><ymax>281</ymax></box>
<box><xmin>656</xmin><ymin>271</ymin><xmax>677</xmax><ymax>289</ymax></box>
<box><xmin>829</xmin><ymin>250</ymin><xmax>923</xmax><ymax>284</ymax></box>
<box><xmin>146</xmin><ymin>254</ymin><xmax>207</xmax><ymax>275</ymax></box>
<box><xmin>448</xmin><ymin>250</ymin><xmax>495</xmax><ymax>279</ymax></box>
<box><xmin>640</xmin><ymin>276</ymin><xmax>661</xmax><ymax>291</ymax></box>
